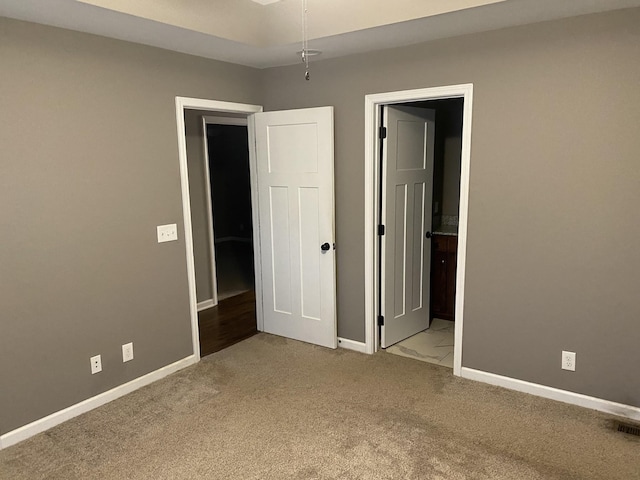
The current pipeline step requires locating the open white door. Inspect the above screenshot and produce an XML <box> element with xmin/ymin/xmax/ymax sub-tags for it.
<box><xmin>253</xmin><ymin>107</ymin><xmax>337</xmax><ymax>348</ymax></box>
<box><xmin>381</xmin><ymin>106</ymin><xmax>435</xmax><ymax>348</ymax></box>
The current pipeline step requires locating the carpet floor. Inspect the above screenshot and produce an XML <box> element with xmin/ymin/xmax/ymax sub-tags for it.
<box><xmin>1</xmin><ymin>333</ymin><xmax>638</xmax><ymax>479</ymax></box>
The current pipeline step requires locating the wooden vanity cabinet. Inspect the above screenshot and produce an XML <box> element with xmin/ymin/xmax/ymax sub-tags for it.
<box><xmin>430</xmin><ymin>235</ymin><xmax>457</xmax><ymax>321</ymax></box>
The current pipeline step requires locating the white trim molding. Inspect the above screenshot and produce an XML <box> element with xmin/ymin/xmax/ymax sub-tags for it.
<box><xmin>461</xmin><ymin>367</ymin><xmax>640</xmax><ymax>422</ymax></box>
<box><xmin>203</xmin><ymin>116</ymin><xmax>248</xmax><ymax>127</ymax></box>
<box><xmin>201</xmin><ymin>116</ymin><xmax>219</xmax><ymax>308</ymax></box>
<box><xmin>337</xmin><ymin>337</ymin><xmax>368</xmax><ymax>354</ymax></box>
<box><xmin>0</xmin><ymin>355</ymin><xmax>197</xmax><ymax>450</ymax></box>
<box><xmin>197</xmin><ymin>299</ymin><xmax>215</xmax><ymax>312</ymax></box>
<box><xmin>175</xmin><ymin>97</ymin><xmax>264</xmax><ymax>360</ymax></box>
<box><xmin>364</xmin><ymin>84</ymin><xmax>474</xmax><ymax>374</ymax></box>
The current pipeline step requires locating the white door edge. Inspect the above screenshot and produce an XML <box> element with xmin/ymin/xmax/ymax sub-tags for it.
<box><xmin>175</xmin><ymin>97</ymin><xmax>264</xmax><ymax>362</ymax></box>
<box><xmin>247</xmin><ymin>114</ymin><xmax>265</xmax><ymax>333</ymax></box>
<box><xmin>363</xmin><ymin>84</ymin><xmax>474</xmax><ymax>377</ymax></box>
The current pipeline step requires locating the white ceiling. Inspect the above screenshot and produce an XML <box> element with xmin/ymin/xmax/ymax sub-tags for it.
<box><xmin>1</xmin><ymin>0</ymin><xmax>638</xmax><ymax>68</ymax></box>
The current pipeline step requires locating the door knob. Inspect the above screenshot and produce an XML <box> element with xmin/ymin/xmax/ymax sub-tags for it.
<box><xmin>321</xmin><ymin>242</ymin><xmax>331</xmax><ymax>251</ymax></box>
<box><xmin>425</xmin><ymin>231</ymin><xmax>433</xmax><ymax>239</ymax></box>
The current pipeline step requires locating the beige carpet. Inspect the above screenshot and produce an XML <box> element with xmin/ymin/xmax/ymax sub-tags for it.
<box><xmin>1</xmin><ymin>334</ymin><xmax>638</xmax><ymax>479</ymax></box>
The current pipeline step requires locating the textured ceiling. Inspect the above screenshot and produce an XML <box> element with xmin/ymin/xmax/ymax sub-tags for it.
<box><xmin>1</xmin><ymin>0</ymin><xmax>639</xmax><ymax>67</ymax></box>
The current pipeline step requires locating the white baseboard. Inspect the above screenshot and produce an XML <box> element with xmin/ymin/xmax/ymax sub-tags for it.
<box><xmin>0</xmin><ymin>355</ymin><xmax>198</xmax><ymax>450</ymax></box>
<box><xmin>461</xmin><ymin>367</ymin><xmax>640</xmax><ymax>421</ymax></box>
<box><xmin>338</xmin><ymin>337</ymin><xmax>368</xmax><ymax>354</ymax></box>
<box><xmin>197</xmin><ymin>299</ymin><xmax>215</xmax><ymax>311</ymax></box>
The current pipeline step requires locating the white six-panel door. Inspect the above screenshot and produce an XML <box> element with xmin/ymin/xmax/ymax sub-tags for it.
<box><xmin>382</xmin><ymin>106</ymin><xmax>435</xmax><ymax>348</ymax></box>
<box><xmin>253</xmin><ymin>107</ymin><xmax>337</xmax><ymax>348</ymax></box>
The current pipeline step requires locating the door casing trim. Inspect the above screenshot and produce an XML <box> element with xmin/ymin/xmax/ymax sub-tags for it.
<box><xmin>175</xmin><ymin>97</ymin><xmax>263</xmax><ymax>361</ymax></box>
<box><xmin>363</xmin><ymin>84</ymin><xmax>474</xmax><ymax>376</ymax></box>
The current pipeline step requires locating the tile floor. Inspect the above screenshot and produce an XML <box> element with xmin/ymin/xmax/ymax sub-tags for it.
<box><xmin>385</xmin><ymin>318</ymin><xmax>455</xmax><ymax>368</ymax></box>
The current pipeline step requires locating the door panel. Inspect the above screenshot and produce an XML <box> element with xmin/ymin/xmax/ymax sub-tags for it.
<box><xmin>382</xmin><ymin>106</ymin><xmax>435</xmax><ymax>348</ymax></box>
<box><xmin>393</xmin><ymin>184</ymin><xmax>407</xmax><ymax>318</ymax></box>
<box><xmin>299</xmin><ymin>187</ymin><xmax>322</xmax><ymax>320</ymax></box>
<box><xmin>267</xmin><ymin>123</ymin><xmax>319</xmax><ymax>173</ymax></box>
<box><xmin>411</xmin><ymin>182</ymin><xmax>426</xmax><ymax>311</ymax></box>
<box><xmin>269</xmin><ymin>186</ymin><xmax>293</xmax><ymax>314</ymax></box>
<box><xmin>254</xmin><ymin>107</ymin><xmax>337</xmax><ymax>348</ymax></box>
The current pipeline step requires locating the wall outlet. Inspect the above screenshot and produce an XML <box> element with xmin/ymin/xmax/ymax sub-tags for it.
<box><xmin>157</xmin><ymin>224</ymin><xmax>178</xmax><ymax>243</ymax></box>
<box><xmin>562</xmin><ymin>351</ymin><xmax>576</xmax><ymax>371</ymax></box>
<box><xmin>90</xmin><ymin>354</ymin><xmax>102</xmax><ymax>374</ymax></box>
<box><xmin>122</xmin><ymin>342</ymin><xmax>134</xmax><ymax>363</ymax></box>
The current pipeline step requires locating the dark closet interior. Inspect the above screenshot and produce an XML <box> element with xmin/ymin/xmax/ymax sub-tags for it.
<box><xmin>206</xmin><ymin>123</ymin><xmax>255</xmax><ymax>301</ymax></box>
<box><xmin>198</xmin><ymin>123</ymin><xmax>257</xmax><ymax>357</ymax></box>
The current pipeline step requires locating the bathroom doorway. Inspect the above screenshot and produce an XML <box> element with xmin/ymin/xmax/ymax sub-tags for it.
<box><xmin>382</xmin><ymin>98</ymin><xmax>463</xmax><ymax>369</ymax></box>
<box><xmin>363</xmin><ymin>84</ymin><xmax>474</xmax><ymax>376</ymax></box>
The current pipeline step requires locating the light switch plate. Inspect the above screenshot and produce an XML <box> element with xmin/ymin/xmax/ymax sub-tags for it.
<box><xmin>157</xmin><ymin>224</ymin><xmax>178</xmax><ymax>243</ymax></box>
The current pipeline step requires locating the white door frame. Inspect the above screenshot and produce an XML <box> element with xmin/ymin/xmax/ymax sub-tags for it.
<box><xmin>175</xmin><ymin>97</ymin><xmax>263</xmax><ymax>361</ymax></box>
<box><xmin>364</xmin><ymin>84</ymin><xmax>473</xmax><ymax>376</ymax></box>
<box><xmin>199</xmin><ymin>115</ymin><xmax>249</xmax><ymax>310</ymax></box>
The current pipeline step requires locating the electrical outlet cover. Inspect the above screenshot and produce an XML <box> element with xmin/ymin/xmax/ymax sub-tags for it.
<box><xmin>90</xmin><ymin>354</ymin><xmax>102</xmax><ymax>374</ymax></box>
<box><xmin>562</xmin><ymin>351</ymin><xmax>576</xmax><ymax>371</ymax></box>
<box><xmin>122</xmin><ymin>342</ymin><xmax>134</xmax><ymax>362</ymax></box>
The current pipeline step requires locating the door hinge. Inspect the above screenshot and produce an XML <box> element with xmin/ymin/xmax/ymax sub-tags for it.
<box><xmin>379</xmin><ymin>126</ymin><xmax>387</xmax><ymax>139</ymax></box>
<box><xmin>377</xmin><ymin>315</ymin><xmax>385</xmax><ymax>326</ymax></box>
<box><xmin>378</xmin><ymin>224</ymin><xmax>385</xmax><ymax>236</ymax></box>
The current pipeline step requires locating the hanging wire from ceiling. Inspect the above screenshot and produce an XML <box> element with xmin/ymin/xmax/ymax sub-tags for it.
<box><xmin>301</xmin><ymin>0</ymin><xmax>310</xmax><ymax>80</ymax></box>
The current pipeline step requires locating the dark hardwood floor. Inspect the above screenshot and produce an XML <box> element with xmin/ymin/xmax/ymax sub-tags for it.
<box><xmin>198</xmin><ymin>289</ymin><xmax>257</xmax><ymax>357</ymax></box>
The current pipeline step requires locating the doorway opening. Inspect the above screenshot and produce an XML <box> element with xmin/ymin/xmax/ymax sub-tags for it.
<box><xmin>175</xmin><ymin>98</ymin><xmax>264</xmax><ymax>361</ymax></box>
<box><xmin>197</xmin><ymin>117</ymin><xmax>257</xmax><ymax>356</ymax></box>
<box><xmin>176</xmin><ymin>98</ymin><xmax>338</xmax><ymax>359</ymax></box>
<box><xmin>364</xmin><ymin>85</ymin><xmax>473</xmax><ymax>377</ymax></box>
<box><xmin>382</xmin><ymin>99</ymin><xmax>463</xmax><ymax>369</ymax></box>
<box><xmin>202</xmin><ymin>117</ymin><xmax>255</xmax><ymax>303</ymax></box>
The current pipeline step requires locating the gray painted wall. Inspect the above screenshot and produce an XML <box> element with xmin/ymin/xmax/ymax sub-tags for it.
<box><xmin>442</xmin><ymin>136</ymin><xmax>462</xmax><ymax>217</ymax></box>
<box><xmin>428</xmin><ymin>98</ymin><xmax>463</xmax><ymax>225</ymax></box>
<box><xmin>262</xmin><ymin>9</ymin><xmax>640</xmax><ymax>406</ymax></box>
<box><xmin>0</xmin><ymin>17</ymin><xmax>261</xmax><ymax>433</ymax></box>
